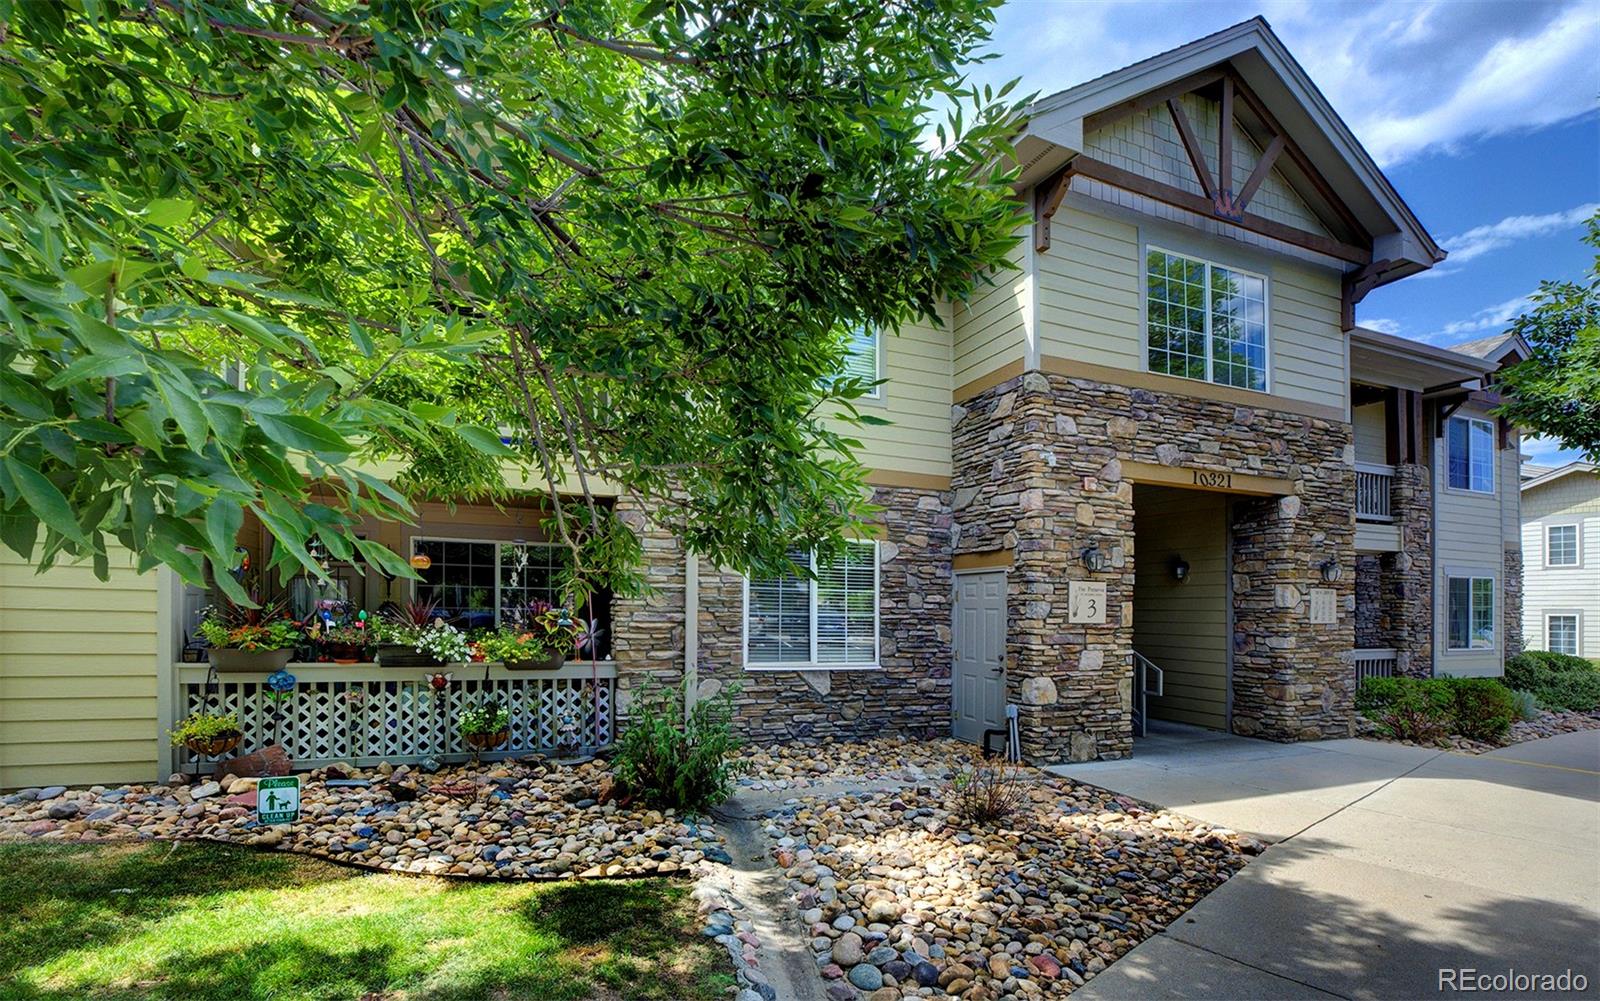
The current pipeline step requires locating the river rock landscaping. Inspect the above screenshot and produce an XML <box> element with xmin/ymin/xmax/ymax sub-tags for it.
<box><xmin>752</xmin><ymin>745</ymin><xmax>1258</xmax><ymax>1000</ymax></box>
<box><xmin>0</xmin><ymin>755</ymin><xmax>729</xmax><ymax>880</ymax></box>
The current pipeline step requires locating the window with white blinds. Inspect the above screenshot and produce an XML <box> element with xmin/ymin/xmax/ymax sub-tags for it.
<box><xmin>744</xmin><ymin>541</ymin><xmax>879</xmax><ymax>668</ymax></box>
<box><xmin>841</xmin><ymin>325</ymin><xmax>880</xmax><ymax>397</ymax></box>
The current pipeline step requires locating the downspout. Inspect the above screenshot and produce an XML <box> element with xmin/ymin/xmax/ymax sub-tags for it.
<box><xmin>683</xmin><ymin>551</ymin><xmax>699</xmax><ymax>720</ymax></box>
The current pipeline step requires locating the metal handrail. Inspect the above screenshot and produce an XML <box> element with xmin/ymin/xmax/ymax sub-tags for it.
<box><xmin>1131</xmin><ymin>650</ymin><xmax>1165</xmax><ymax>738</ymax></box>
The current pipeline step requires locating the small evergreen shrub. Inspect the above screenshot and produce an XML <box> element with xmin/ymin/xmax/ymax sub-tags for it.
<box><xmin>1502</xmin><ymin>651</ymin><xmax>1600</xmax><ymax>712</ymax></box>
<box><xmin>612</xmin><ymin>679</ymin><xmax>747</xmax><ymax>813</ymax></box>
<box><xmin>1356</xmin><ymin>677</ymin><xmax>1455</xmax><ymax>743</ymax></box>
<box><xmin>1442</xmin><ymin>677</ymin><xmax>1515</xmax><ymax>742</ymax></box>
<box><xmin>1508</xmin><ymin>689</ymin><xmax>1542</xmax><ymax>722</ymax></box>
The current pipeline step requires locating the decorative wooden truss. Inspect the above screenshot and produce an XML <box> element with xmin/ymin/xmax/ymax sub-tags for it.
<box><xmin>1033</xmin><ymin>68</ymin><xmax>1374</xmax><ymax>282</ymax></box>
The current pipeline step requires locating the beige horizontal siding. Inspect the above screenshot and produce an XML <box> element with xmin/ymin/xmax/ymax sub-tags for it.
<box><xmin>1036</xmin><ymin>203</ymin><xmax>1348</xmax><ymax>416</ymax></box>
<box><xmin>953</xmin><ymin>236</ymin><xmax>1028</xmax><ymax>390</ymax></box>
<box><xmin>1434</xmin><ymin>403</ymin><xmax>1515</xmax><ymax>677</ymax></box>
<box><xmin>824</xmin><ymin>303</ymin><xmax>954</xmax><ymax>480</ymax></box>
<box><xmin>0</xmin><ymin>547</ymin><xmax>162</xmax><ymax>789</ymax></box>
<box><xmin>1134</xmin><ymin>485</ymin><xmax>1229</xmax><ymax>730</ymax></box>
<box><xmin>1521</xmin><ymin>469</ymin><xmax>1600</xmax><ymax>657</ymax></box>
<box><xmin>1353</xmin><ymin>403</ymin><xmax>1386</xmax><ymax>464</ymax></box>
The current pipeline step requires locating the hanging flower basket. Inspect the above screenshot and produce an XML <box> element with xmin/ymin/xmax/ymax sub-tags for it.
<box><xmin>464</xmin><ymin>729</ymin><xmax>509</xmax><ymax>752</ymax></box>
<box><xmin>210</xmin><ymin>647</ymin><xmax>294</xmax><ymax>674</ymax></box>
<box><xmin>184</xmin><ymin>731</ymin><xmax>243</xmax><ymax>757</ymax></box>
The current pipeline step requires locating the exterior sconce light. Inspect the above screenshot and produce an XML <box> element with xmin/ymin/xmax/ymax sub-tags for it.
<box><xmin>1081</xmin><ymin>543</ymin><xmax>1109</xmax><ymax>573</ymax></box>
<box><xmin>1319</xmin><ymin>558</ymin><xmax>1342</xmax><ymax>583</ymax></box>
<box><xmin>1170</xmin><ymin>557</ymin><xmax>1190</xmax><ymax>582</ymax></box>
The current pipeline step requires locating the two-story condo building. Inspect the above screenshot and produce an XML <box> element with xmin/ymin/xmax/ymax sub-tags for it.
<box><xmin>1520</xmin><ymin>461</ymin><xmax>1600</xmax><ymax>658</ymax></box>
<box><xmin>0</xmin><ymin>19</ymin><xmax>1529</xmax><ymax>788</ymax></box>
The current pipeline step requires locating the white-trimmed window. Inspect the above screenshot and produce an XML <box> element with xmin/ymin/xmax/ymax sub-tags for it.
<box><xmin>1546</xmin><ymin>614</ymin><xmax>1580</xmax><ymax>656</ymax></box>
<box><xmin>1446</xmin><ymin>575</ymin><xmax>1495</xmax><ymax>651</ymax></box>
<box><xmin>411</xmin><ymin>537</ymin><xmax>571</xmax><ymax>626</ymax></box>
<box><xmin>744</xmin><ymin>542</ymin><xmax>879</xmax><ymax>668</ymax></box>
<box><xmin>1145</xmin><ymin>248</ymin><xmax>1268</xmax><ymax>392</ymax></box>
<box><xmin>1546</xmin><ymin>524</ymin><xmax>1579</xmax><ymax>567</ymax></box>
<box><xmin>1446</xmin><ymin>416</ymin><xmax>1495</xmax><ymax>493</ymax></box>
<box><xmin>841</xmin><ymin>324</ymin><xmax>881</xmax><ymax>398</ymax></box>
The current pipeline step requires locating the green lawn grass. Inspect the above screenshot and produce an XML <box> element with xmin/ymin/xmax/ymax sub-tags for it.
<box><xmin>0</xmin><ymin>841</ymin><xmax>733</xmax><ymax>1001</ymax></box>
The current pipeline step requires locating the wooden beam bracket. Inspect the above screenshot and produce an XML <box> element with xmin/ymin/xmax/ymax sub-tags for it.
<box><xmin>1032</xmin><ymin>160</ymin><xmax>1076</xmax><ymax>253</ymax></box>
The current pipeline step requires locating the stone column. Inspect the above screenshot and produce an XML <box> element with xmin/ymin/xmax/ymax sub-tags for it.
<box><xmin>610</xmin><ymin>498</ymin><xmax>687</xmax><ymax>724</ymax></box>
<box><xmin>1503</xmin><ymin>545</ymin><xmax>1524</xmax><ymax>658</ymax></box>
<box><xmin>1387</xmin><ymin>462</ymin><xmax>1433</xmax><ymax>677</ymax></box>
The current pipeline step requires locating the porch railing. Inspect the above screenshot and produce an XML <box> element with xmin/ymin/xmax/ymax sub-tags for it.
<box><xmin>1355</xmin><ymin>462</ymin><xmax>1395</xmax><ymax>522</ymax></box>
<box><xmin>174</xmin><ymin>661</ymin><xmax>616</xmax><ymax>771</ymax></box>
<box><xmin>1352</xmin><ymin>648</ymin><xmax>1397</xmax><ymax>686</ymax></box>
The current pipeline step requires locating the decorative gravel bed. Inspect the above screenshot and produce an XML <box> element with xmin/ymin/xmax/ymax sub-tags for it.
<box><xmin>762</xmin><ymin>762</ymin><xmax>1259</xmax><ymax>1000</ymax></box>
<box><xmin>0</xmin><ymin>755</ymin><xmax>729</xmax><ymax>879</ymax></box>
<box><xmin>740</xmin><ymin>737</ymin><xmax>971</xmax><ymax>791</ymax></box>
<box><xmin>1359</xmin><ymin>708</ymin><xmax>1600</xmax><ymax>755</ymax></box>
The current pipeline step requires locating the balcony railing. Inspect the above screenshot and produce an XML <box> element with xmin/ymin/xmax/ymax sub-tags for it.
<box><xmin>1353</xmin><ymin>648</ymin><xmax>1398</xmax><ymax>686</ymax></box>
<box><xmin>1355</xmin><ymin>462</ymin><xmax>1395</xmax><ymax>522</ymax></box>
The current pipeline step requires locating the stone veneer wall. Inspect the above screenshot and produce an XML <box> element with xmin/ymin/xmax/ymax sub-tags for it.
<box><xmin>611</xmin><ymin>486</ymin><xmax>954</xmax><ymax>741</ymax></box>
<box><xmin>1503</xmin><ymin>545</ymin><xmax>1524</xmax><ymax>658</ymax></box>
<box><xmin>1352</xmin><ymin>464</ymin><xmax>1433</xmax><ymax>677</ymax></box>
<box><xmin>952</xmin><ymin>370</ymin><xmax>1357</xmax><ymax>761</ymax></box>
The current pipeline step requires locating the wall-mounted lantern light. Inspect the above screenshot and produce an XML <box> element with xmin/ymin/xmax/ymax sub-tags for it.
<box><xmin>1169</xmin><ymin>556</ymin><xmax>1190</xmax><ymax>582</ymax></box>
<box><xmin>1319</xmin><ymin>558</ymin><xmax>1342</xmax><ymax>583</ymax></box>
<box><xmin>1080</xmin><ymin>543</ymin><xmax>1109</xmax><ymax>573</ymax></box>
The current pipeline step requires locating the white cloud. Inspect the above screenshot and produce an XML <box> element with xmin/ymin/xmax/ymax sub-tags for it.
<box><xmin>984</xmin><ymin>1</ymin><xmax>1600</xmax><ymax>168</ymax></box>
<box><xmin>1444</xmin><ymin>203</ymin><xmax>1600</xmax><ymax>264</ymax></box>
<box><xmin>1360</xmin><ymin>317</ymin><xmax>1402</xmax><ymax>335</ymax></box>
<box><xmin>1427</xmin><ymin>293</ymin><xmax>1533</xmax><ymax>343</ymax></box>
<box><xmin>1520</xmin><ymin>434</ymin><xmax>1584</xmax><ymax>467</ymax></box>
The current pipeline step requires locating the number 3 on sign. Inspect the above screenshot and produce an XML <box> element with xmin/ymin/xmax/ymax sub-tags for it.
<box><xmin>1069</xmin><ymin>581</ymin><xmax>1108</xmax><ymax>624</ymax></box>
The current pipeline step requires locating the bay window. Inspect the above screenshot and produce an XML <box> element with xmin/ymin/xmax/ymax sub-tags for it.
<box><xmin>745</xmin><ymin>542</ymin><xmax>879</xmax><ymax>668</ymax></box>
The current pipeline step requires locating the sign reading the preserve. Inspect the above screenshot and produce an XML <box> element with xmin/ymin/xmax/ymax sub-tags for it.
<box><xmin>257</xmin><ymin>775</ymin><xmax>301</xmax><ymax>825</ymax></box>
<box><xmin>1068</xmin><ymin>581</ymin><xmax>1108</xmax><ymax>624</ymax></box>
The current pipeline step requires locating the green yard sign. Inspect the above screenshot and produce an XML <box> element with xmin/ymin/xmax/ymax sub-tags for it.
<box><xmin>257</xmin><ymin>776</ymin><xmax>300</xmax><ymax>826</ymax></box>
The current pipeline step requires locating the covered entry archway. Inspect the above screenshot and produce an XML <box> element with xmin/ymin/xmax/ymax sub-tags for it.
<box><xmin>1133</xmin><ymin>483</ymin><xmax>1232</xmax><ymax>731</ymax></box>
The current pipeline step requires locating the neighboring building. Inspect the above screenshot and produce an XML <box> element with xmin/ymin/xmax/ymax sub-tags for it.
<box><xmin>0</xmin><ymin>18</ymin><xmax>1531</xmax><ymax>787</ymax></box>
<box><xmin>1521</xmin><ymin>462</ymin><xmax>1600</xmax><ymax>658</ymax></box>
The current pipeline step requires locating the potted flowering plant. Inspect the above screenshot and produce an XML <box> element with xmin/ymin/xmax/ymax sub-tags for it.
<box><xmin>375</xmin><ymin>600</ymin><xmax>470</xmax><ymax>667</ymax></box>
<box><xmin>491</xmin><ymin>600</ymin><xmax>582</xmax><ymax>670</ymax></box>
<box><xmin>169</xmin><ymin>708</ymin><xmax>243</xmax><ymax>757</ymax></box>
<box><xmin>475</xmin><ymin>628</ymin><xmax>560</xmax><ymax>671</ymax></box>
<box><xmin>458</xmin><ymin>701</ymin><xmax>510</xmax><ymax>753</ymax></box>
<box><xmin>317</xmin><ymin>620</ymin><xmax>372</xmax><ymax>663</ymax></box>
<box><xmin>199</xmin><ymin>596</ymin><xmax>303</xmax><ymax>674</ymax></box>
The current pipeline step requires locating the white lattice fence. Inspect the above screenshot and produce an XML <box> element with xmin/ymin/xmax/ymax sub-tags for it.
<box><xmin>176</xmin><ymin>664</ymin><xmax>616</xmax><ymax>769</ymax></box>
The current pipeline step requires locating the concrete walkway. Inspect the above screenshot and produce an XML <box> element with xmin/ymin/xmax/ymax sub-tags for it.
<box><xmin>1048</xmin><ymin>723</ymin><xmax>1600</xmax><ymax>999</ymax></box>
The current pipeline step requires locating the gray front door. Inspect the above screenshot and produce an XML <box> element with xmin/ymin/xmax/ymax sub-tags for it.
<box><xmin>953</xmin><ymin>571</ymin><xmax>1006</xmax><ymax>744</ymax></box>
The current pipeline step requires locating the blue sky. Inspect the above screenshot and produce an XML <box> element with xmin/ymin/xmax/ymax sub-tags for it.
<box><xmin>975</xmin><ymin>0</ymin><xmax>1600</xmax><ymax>465</ymax></box>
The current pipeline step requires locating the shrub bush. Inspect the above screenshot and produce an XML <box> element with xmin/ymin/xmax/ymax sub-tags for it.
<box><xmin>1508</xmin><ymin>688</ymin><xmax>1541</xmax><ymax>722</ymax></box>
<box><xmin>1502</xmin><ymin>651</ymin><xmax>1600</xmax><ymax>712</ymax></box>
<box><xmin>1356</xmin><ymin>677</ymin><xmax>1455</xmax><ymax>743</ymax></box>
<box><xmin>612</xmin><ymin>679</ymin><xmax>747</xmax><ymax>813</ymax></box>
<box><xmin>1442</xmin><ymin>677</ymin><xmax>1515</xmax><ymax>742</ymax></box>
<box><xmin>951</xmin><ymin>757</ymin><xmax>1027</xmax><ymax>826</ymax></box>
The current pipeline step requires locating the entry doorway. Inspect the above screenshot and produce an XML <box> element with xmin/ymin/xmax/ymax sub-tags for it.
<box><xmin>1132</xmin><ymin>484</ymin><xmax>1231</xmax><ymax>731</ymax></box>
<box><xmin>952</xmin><ymin>570</ymin><xmax>1006</xmax><ymax>745</ymax></box>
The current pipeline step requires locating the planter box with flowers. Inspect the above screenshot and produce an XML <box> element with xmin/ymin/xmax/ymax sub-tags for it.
<box><xmin>198</xmin><ymin>597</ymin><xmax>304</xmax><ymax>674</ymax></box>
<box><xmin>374</xmin><ymin>600</ymin><xmax>472</xmax><ymax>667</ymax></box>
<box><xmin>475</xmin><ymin>601</ymin><xmax>582</xmax><ymax>671</ymax></box>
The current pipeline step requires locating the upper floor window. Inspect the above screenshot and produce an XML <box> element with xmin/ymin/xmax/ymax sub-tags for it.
<box><xmin>745</xmin><ymin>542</ymin><xmax>878</xmax><ymax>668</ymax></box>
<box><xmin>1145</xmin><ymin>248</ymin><xmax>1268</xmax><ymax>392</ymax></box>
<box><xmin>1446</xmin><ymin>416</ymin><xmax>1495</xmax><ymax>493</ymax></box>
<box><xmin>840</xmin><ymin>324</ymin><xmax>880</xmax><ymax>398</ymax></box>
<box><xmin>1546</xmin><ymin>524</ymin><xmax>1579</xmax><ymax>567</ymax></box>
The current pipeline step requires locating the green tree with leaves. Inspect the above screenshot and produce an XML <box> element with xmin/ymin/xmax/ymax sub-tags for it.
<box><xmin>1496</xmin><ymin>215</ymin><xmax>1600</xmax><ymax>463</ymax></box>
<box><xmin>0</xmin><ymin>0</ymin><xmax>1026</xmax><ymax>604</ymax></box>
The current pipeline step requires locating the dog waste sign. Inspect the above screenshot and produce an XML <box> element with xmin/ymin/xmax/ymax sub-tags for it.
<box><xmin>257</xmin><ymin>776</ymin><xmax>300</xmax><ymax>825</ymax></box>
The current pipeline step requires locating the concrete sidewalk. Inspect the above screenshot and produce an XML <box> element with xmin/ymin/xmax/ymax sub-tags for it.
<box><xmin>1048</xmin><ymin>725</ymin><xmax>1600</xmax><ymax>1000</ymax></box>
